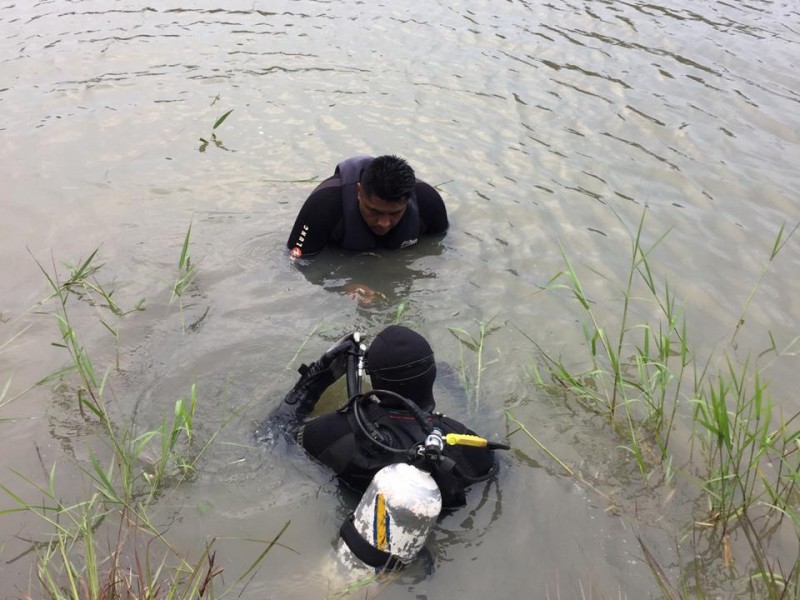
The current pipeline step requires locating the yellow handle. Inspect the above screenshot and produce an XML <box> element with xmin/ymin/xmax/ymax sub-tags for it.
<box><xmin>445</xmin><ymin>433</ymin><xmax>488</xmax><ymax>448</ymax></box>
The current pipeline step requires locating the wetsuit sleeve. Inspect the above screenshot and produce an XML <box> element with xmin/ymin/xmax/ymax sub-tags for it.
<box><xmin>300</xmin><ymin>412</ymin><xmax>356</xmax><ymax>473</ymax></box>
<box><xmin>286</xmin><ymin>185</ymin><xmax>343</xmax><ymax>256</ymax></box>
<box><xmin>256</xmin><ymin>367</ymin><xmax>340</xmax><ymax>442</ymax></box>
<box><xmin>256</xmin><ymin>334</ymin><xmax>358</xmax><ymax>442</ymax></box>
<box><xmin>415</xmin><ymin>181</ymin><xmax>448</xmax><ymax>236</ymax></box>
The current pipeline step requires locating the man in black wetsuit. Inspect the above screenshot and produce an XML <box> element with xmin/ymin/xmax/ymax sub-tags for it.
<box><xmin>286</xmin><ymin>155</ymin><xmax>449</xmax><ymax>258</ymax></box>
<box><xmin>258</xmin><ymin>325</ymin><xmax>496</xmax><ymax>510</ymax></box>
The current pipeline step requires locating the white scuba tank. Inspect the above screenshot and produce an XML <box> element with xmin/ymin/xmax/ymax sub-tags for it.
<box><xmin>336</xmin><ymin>462</ymin><xmax>442</xmax><ymax>573</ymax></box>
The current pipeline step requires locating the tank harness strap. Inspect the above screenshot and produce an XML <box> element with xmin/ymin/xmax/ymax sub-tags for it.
<box><xmin>339</xmin><ymin>513</ymin><xmax>403</xmax><ymax>570</ymax></box>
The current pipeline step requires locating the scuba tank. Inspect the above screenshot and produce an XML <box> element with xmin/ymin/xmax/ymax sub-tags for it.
<box><xmin>337</xmin><ymin>346</ymin><xmax>441</xmax><ymax>572</ymax></box>
<box><xmin>334</xmin><ymin>383</ymin><xmax>509</xmax><ymax>573</ymax></box>
<box><xmin>336</xmin><ymin>462</ymin><xmax>441</xmax><ymax>572</ymax></box>
<box><xmin>334</xmin><ymin>416</ymin><xmax>509</xmax><ymax>573</ymax></box>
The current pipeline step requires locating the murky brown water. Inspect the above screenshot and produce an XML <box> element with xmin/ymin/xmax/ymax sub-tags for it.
<box><xmin>2</xmin><ymin>1</ymin><xmax>799</xmax><ymax>598</ymax></box>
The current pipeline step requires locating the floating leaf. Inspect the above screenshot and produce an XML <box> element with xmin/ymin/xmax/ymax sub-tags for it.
<box><xmin>213</xmin><ymin>109</ymin><xmax>233</xmax><ymax>130</ymax></box>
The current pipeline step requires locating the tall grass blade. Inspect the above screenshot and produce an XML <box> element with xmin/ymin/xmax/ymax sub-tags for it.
<box><xmin>234</xmin><ymin>520</ymin><xmax>291</xmax><ymax>586</ymax></box>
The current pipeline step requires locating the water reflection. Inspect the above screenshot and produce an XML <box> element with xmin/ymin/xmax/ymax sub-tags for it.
<box><xmin>291</xmin><ymin>237</ymin><xmax>446</xmax><ymax>310</ymax></box>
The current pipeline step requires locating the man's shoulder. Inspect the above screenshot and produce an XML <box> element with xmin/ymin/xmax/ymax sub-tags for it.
<box><xmin>413</xmin><ymin>180</ymin><xmax>448</xmax><ymax>235</ymax></box>
<box><xmin>298</xmin><ymin>180</ymin><xmax>346</xmax><ymax>221</ymax></box>
<box><xmin>414</xmin><ymin>180</ymin><xmax>443</xmax><ymax>205</ymax></box>
<box><xmin>306</xmin><ymin>177</ymin><xmax>344</xmax><ymax>206</ymax></box>
<box><xmin>287</xmin><ymin>179</ymin><xmax>345</xmax><ymax>255</ymax></box>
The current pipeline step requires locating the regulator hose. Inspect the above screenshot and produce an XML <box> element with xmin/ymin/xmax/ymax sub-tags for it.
<box><xmin>351</xmin><ymin>389</ymin><xmax>434</xmax><ymax>456</ymax></box>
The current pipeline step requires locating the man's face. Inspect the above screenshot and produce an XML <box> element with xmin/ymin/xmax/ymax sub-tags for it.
<box><xmin>357</xmin><ymin>182</ymin><xmax>408</xmax><ymax>236</ymax></box>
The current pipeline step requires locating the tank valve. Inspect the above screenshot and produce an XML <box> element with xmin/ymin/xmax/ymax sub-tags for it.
<box><xmin>423</xmin><ymin>428</ymin><xmax>445</xmax><ymax>462</ymax></box>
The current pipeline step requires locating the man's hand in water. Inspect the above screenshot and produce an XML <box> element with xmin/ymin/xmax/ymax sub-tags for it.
<box><xmin>343</xmin><ymin>282</ymin><xmax>386</xmax><ymax>305</ymax></box>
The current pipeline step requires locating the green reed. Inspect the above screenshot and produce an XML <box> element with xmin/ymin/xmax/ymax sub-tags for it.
<box><xmin>2</xmin><ymin>481</ymin><xmax>289</xmax><ymax>600</ymax></box>
<box><xmin>524</xmin><ymin>211</ymin><xmax>688</xmax><ymax>477</ymax></box>
<box><xmin>525</xmin><ymin>209</ymin><xmax>800</xmax><ymax>596</ymax></box>
<box><xmin>393</xmin><ymin>299</ymin><xmax>410</xmax><ymax>325</ymax></box>
<box><xmin>690</xmin><ymin>352</ymin><xmax>800</xmax><ymax>528</ymax></box>
<box><xmin>170</xmin><ymin>221</ymin><xmax>198</xmax><ymax>331</ymax></box>
<box><xmin>135</xmin><ymin>383</ymin><xmax>199</xmax><ymax>501</ymax></box>
<box><xmin>34</xmin><ymin>250</ymin><xmax>128</xmax><ymax>421</ymax></box>
<box><xmin>1</xmin><ymin>376</ymin><xmax>12</xmax><ymax>411</ymax></box>
<box><xmin>505</xmin><ymin>410</ymin><xmax>573</xmax><ymax>476</ymax></box>
<box><xmin>448</xmin><ymin>316</ymin><xmax>501</xmax><ymax>414</ymax></box>
<box><xmin>3</xmin><ymin>248</ymin><xmax>280</xmax><ymax>598</ymax></box>
<box><xmin>687</xmin><ymin>225</ymin><xmax>800</xmax><ymax>532</ymax></box>
<box><xmin>31</xmin><ymin>249</ymin><xmax>200</xmax><ymax>505</ymax></box>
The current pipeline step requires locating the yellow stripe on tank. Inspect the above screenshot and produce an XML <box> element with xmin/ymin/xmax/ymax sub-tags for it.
<box><xmin>374</xmin><ymin>493</ymin><xmax>388</xmax><ymax>551</ymax></box>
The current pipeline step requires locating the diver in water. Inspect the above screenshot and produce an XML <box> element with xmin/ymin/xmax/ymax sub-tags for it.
<box><xmin>286</xmin><ymin>155</ymin><xmax>449</xmax><ymax>258</ymax></box>
<box><xmin>257</xmin><ymin>325</ymin><xmax>498</xmax><ymax>510</ymax></box>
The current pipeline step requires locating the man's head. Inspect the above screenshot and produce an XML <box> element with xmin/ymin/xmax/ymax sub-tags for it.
<box><xmin>357</xmin><ymin>155</ymin><xmax>416</xmax><ymax>236</ymax></box>
<box><xmin>366</xmin><ymin>325</ymin><xmax>436</xmax><ymax>411</ymax></box>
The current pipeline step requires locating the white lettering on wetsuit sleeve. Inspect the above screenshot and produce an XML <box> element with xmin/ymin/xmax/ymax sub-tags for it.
<box><xmin>291</xmin><ymin>224</ymin><xmax>310</xmax><ymax>258</ymax></box>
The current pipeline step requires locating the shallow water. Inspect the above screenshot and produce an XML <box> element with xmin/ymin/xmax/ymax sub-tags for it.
<box><xmin>2</xmin><ymin>0</ymin><xmax>799</xmax><ymax>597</ymax></box>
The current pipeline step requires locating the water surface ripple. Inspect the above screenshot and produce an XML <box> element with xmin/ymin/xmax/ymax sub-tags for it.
<box><xmin>1</xmin><ymin>1</ymin><xmax>799</xmax><ymax>598</ymax></box>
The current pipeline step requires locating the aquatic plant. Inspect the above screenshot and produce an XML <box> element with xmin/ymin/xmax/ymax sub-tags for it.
<box><xmin>1</xmin><ymin>248</ymin><xmax>281</xmax><ymax>598</ymax></box>
<box><xmin>448</xmin><ymin>316</ymin><xmax>501</xmax><ymax>414</ymax></box>
<box><xmin>32</xmin><ymin>248</ymin><xmax>143</xmax><ymax>420</ymax></box>
<box><xmin>521</xmin><ymin>209</ymin><xmax>800</xmax><ymax>597</ymax></box>
<box><xmin>198</xmin><ymin>96</ymin><xmax>234</xmax><ymax>153</ymax></box>
<box><xmin>169</xmin><ymin>220</ymin><xmax>201</xmax><ymax>335</ymax></box>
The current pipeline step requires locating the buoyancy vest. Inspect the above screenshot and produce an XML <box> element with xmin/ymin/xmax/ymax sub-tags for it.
<box><xmin>338</xmin><ymin>403</ymin><xmax>494</xmax><ymax>508</ymax></box>
<box><xmin>334</xmin><ymin>156</ymin><xmax>420</xmax><ymax>252</ymax></box>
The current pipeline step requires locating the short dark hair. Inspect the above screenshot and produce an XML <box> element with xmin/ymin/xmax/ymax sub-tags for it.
<box><xmin>359</xmin><ymin>155</ymin><xmax>416</xmax><ymax>203</ymax></box>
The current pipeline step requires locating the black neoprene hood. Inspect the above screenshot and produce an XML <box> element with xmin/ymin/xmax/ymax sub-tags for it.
<box><xmin>366</xmin><ymin>325</ymin><xmax>436</xmax><ymax>410</ymax></box>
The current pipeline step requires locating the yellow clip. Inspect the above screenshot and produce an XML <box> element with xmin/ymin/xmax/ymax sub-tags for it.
<box><xmin>445</xmin><ymin>433</ymin><xmax>488</xmax><ymax>448</ymax></box>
